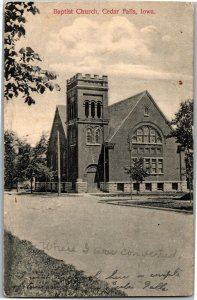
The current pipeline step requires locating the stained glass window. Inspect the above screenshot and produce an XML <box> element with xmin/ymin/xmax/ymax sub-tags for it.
<box><xmin>132</xmin><ymin>125</ymin><xmax>162</xmax><ymax>144</ymax></box>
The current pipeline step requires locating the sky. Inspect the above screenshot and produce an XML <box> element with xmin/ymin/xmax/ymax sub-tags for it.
<box><xmin>4</xmin><ymin>2</ymin><xmax>194</xmax><ymax>145</ymax></box>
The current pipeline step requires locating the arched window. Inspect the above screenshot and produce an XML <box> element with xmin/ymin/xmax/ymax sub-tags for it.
<box><xmin>95</xmin><ymin>128</ymin><xmax>100</xmax><ymax>143</ymax></box>
<box><xmin>91</xmin><ymin>101</ymin><xmax>95</xmax><ymax>118</ymax></box>
<box><xmin>132</xmin><ymin>125</ymin><xmax>162</xmax><ymax>144</ymax></box>
<box><xmin>85</xmin><ymin>101</ymin><xmax>89</xmax><ymax>118</ymax></box>
<box><xmin>97</xmin><ymin>102</ymin><xmax>102</xmax><ymax>118</ymax></box>
<box><xmin>86</xmin><ymin>128</ymin><xmax>92</xmax><ymax>143</ymax></box>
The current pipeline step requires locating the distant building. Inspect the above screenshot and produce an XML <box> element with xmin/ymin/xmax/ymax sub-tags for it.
<box><xmin>47</xmin><ymin>73</ymin><xmax>187</xmax><ymax>193</ymax></box>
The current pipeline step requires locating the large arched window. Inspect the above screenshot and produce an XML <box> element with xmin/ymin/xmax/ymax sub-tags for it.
<box><xmin>132</xmin><ymin>125</ymin><xmax>162</xmax><ymax>144</ymax></box>
<box><xmin>86</xmin><ymin>128</ymin><xmax>92</xmax><ymax>143</ymax></box>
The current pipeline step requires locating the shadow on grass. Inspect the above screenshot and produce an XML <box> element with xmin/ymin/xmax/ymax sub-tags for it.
<box><xmin>4</xmin><ymin>231</ymin><xmax>126</xmax><ymax>297</ymax></box>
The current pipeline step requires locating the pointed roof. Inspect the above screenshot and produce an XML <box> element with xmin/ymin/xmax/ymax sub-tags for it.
<box><xmin>106</xmin><ymin>91</ymin><xmax>146</xmax><ymax>142</ymax></box>
<box><xmin>106</xmin><ymin>90</ymin><xmax>172</xmax><ymax>142</ymax></box>
<box><xmin>48</xmin><ymin>105</ymin><xmax>67</xmax><ymax>148</ymax></box>
<box><xmin>56</xmin><ymin>105</ymin><xmax>67</xmax><ymax>136</ymax></box>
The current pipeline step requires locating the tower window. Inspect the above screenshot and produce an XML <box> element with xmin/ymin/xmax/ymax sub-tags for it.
<box><xmin>91</xmin><ymin>101</ymin><xmax>95</xmax><ymax>118</ymax></box>
<box><xmin>85</xmin><ymin>101</ymin><xmax>89</xmax><ymax>118</ymax></box>
<box><xmin>86</xmin><ymin>128</ymin><xmax>92</xmax><ymax>143</ymax></box>
<box><xmin>95</xmin><ymin>128</ymin><xmax>100</xmax><ymax>143</ymax></box>
<box><xmin>86</xmin><ymin>126</ymin><xmax>101</xmax><ymax>145</ymax></box>
<box><xmin>97</xmin><ymin>102</ymin><xmax>102</xmax><ymax>118</ymax></box>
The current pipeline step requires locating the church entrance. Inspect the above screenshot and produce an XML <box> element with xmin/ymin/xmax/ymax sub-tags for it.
<box><xmin>86</xmin><ymin>165</ymin><xmax>99</xmax><ymax>193</ymax></box>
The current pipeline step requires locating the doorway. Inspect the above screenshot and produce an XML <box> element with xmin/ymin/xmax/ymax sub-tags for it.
<box><xmin>86</xmin><ymin>165</ymin><xmax>99</xmax><ymax>193</ymax></box>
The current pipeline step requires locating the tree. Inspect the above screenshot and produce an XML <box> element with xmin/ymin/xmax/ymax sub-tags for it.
<box><xmin>168</xmin><ymin>99</ymin><xmax>193</xmax><ymax>199</ymax></box>
<box><xmin>4</xmin><ymin>130</ymin><xmax>18</xmax><ymax>189</ymax></box>
<box><xmin>4</xmin><ymin>131</ymin><xmax>54</xmax><ymax>192</ymax></box>
<box><xmin>125</xmin><ymin>157</ymin><xmax>149</xmax><ymax>194</ymax></box>
<box><xmin>4</xmin><ymin>131</ymin><xmax>31</xmax><ymax>190</ymax></box>
<box><xmin>19</xmin><ymin>134</ymin><xmax>55</xmax><ymax>193</ymax></box>
<box><xmin>169</xmin><ymin>100</ymin><xmax>193</xmax><ymax>150</ymax></box>
<box><xmin>4</xmin><ymin>2</ymin><xmax>60</xmax><ymax>105</ymax></box>
<box><xmin>29</xmin><ymin>134</ymin><xmax>54</xmax><ymax>182</ymax></box>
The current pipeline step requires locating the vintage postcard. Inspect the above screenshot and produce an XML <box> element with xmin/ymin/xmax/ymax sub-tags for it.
<box><xmin>4</xmin><ymin>1</ymin><xmax>194</xmax><ymax>297</ymax></box>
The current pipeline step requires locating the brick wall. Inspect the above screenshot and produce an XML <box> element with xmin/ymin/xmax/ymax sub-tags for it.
<box><xmin>108</xmin><ymin>93</ymin><xmax>184</xmax><ymax>184</ymax></box>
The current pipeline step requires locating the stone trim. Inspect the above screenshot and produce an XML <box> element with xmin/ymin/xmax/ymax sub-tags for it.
<box><xmin>100</xmin><ymin>181</ymin><xmax>188</xmax><ymax>193</ymax></box>
<box><xmin>75</xmin><ymin>179</ymin><xmax>87</xmax><ymax>193</ymax></box>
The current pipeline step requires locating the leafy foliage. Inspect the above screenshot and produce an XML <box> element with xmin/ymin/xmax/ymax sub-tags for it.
<box><xmin>4</xmin><ymin>2</ymin><xmax>60</xmax><ymax>105</ymax></box>
<box><xmin>185</xmin><ymin>152</ymin><xmax>193</xmax><ymax>188</ymax></box>
<box><xmin>125</xmin><ymin>157</ymin><xmax>149</xmax><ymax>183</ymax></box>
<box><xmin>4</xmin><ymin>130</ymin><xmax>18</xmax><ymax>188</ymax></box>
<box><xmin>4</xmin><ymin>131</ymin><xmax>54</xmax><ymax>190</ymax></box>
<box><xmin>169</xmin><ymin>99</ymin><xmax>193</xmax><ymax>194</ymax></box>
<box><xmin>168</xmin><ymin>99</ymin><xmax>193</xmax><ymax>150</ymax></box>
<box><xmin>26</xmin><ymin>134</ymin><xmax>54</xmax><ymax>182</ymax></box>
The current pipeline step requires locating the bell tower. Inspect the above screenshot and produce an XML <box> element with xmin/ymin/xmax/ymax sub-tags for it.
<box><xmin>66</xmin><ymin>73</ymin><xmax>109</xmax><ymax>192</ymax></box>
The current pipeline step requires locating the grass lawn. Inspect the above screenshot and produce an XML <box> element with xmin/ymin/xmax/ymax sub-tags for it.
<box><xmin>100</xmin><ymin>199</ymin><xmax>193</xmax><ymax>212</ymax></box>
<box><xmin>127</xmin><ymin>200</ymin><xmax>193</xmax><ymax>211</ymax></box>
<box><xmin>4</xmin><ymin>231</ymin><xmax>126</xmax><ymax>297</ymax></box>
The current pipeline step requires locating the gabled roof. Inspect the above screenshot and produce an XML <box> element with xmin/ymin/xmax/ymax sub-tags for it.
<box><xmin>56</xmin><ymin>105</ymin><xmax>67</xmax><ymax>136</ymax></box>
<box><xmin>106</xmin><ymin>90</ymin><xmax>172</xmax><ymax>142</ymax></box>
<box><xmin>48</xmin><ymin>105</ymin><xmax>67</xmax><ymax>148</ymax></box>
<box><xmin>106</xmin><ymin>91</ymin><xmax>146</xmax><ymax>142</ymax></box>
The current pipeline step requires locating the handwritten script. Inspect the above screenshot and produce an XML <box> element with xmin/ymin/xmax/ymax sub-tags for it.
<box><xmin>17</xmin><ymin>267</ymin><xmax>182</xmax><ymax>294</ymax></box>
<box><xmin>40</xmin><ymin>241</ymin><xmax>177</xmax><ymax>259</ymax></box>
<box><xmin>94</xmin><ymin>267</ymin><xmax>182</xmax><ymax>292</ymax></box>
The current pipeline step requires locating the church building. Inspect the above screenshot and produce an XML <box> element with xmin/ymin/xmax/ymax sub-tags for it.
<box><xmin>47</xmin><ymin>73</ymin><xmax>187</xmax><ymax>193</ymax></box>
